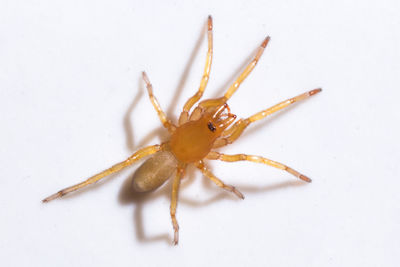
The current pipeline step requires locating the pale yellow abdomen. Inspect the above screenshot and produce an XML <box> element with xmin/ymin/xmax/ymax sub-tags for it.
<box><xmin>132</xmin><ymin>151</ymin><xmax>178</xmax><ymax>192</ymax></box>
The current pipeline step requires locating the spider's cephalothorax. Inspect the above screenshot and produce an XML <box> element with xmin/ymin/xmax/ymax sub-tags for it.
<box><xmin>43</xmin><ymin>16</ymin><xmax>321</xmax><ymax>246</ymax></box>
<box><xmin>170</xmin><ymin>103</ymin><xmax>236</xmax><ymax>163</ymax></box>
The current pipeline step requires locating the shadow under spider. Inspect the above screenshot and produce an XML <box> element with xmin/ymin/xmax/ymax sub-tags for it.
<box><xmin>118</xmin><ymin>168</ymin><xmax>305</xmax><ymax>245</ymax></box>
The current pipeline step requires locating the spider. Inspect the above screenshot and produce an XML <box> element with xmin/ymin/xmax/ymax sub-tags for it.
<box><xmin>43</xmin><ymin>16</ymin><xmax>321</xmax><ymax>245</ymax></box>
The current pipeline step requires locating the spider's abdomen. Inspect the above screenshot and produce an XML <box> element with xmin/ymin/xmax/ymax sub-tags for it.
<box><xmin>170</xmin><ymin>117</ymin><xmax>217</xmax><ymax>163</ymax></box>
<box><xmin>132</xmin><ymin>151</ymin><xmax>178</xmax><ymax>192</ymax></box>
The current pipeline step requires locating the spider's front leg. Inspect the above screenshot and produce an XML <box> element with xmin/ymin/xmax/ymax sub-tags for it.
<box><xmin>170</xmin><ymin>165</ymin><xmax>185</xmax><ymax>245</ymax></box>
<box><xmin>186</xmin><ymin>35</ymin><xmax>271</xmax><ymax>122</ymax></box>
<box><xmin>213</xmin><ymin>88</ymin><xmax>322</xmax><ymax>148</ymax></box>
<box><xmin>142</xmin><ymin>72</ymin><xmax>176</xmax><ymax>132</ymax></box>
<box><xmin>179</xmin><ymin>16</ymin><xmax>214</xmax><ymax>125</ymax></box>
<box><xmin>223</xmin><ymin>36</ymin><xmax>270</xmax><ymax>100</ymax></box>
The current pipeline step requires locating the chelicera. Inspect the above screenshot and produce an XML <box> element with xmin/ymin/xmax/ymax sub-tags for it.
<box><xmin>43</xmin><ymin>16</ymin><xmax>321</xmax><ymax>245</ymax></box>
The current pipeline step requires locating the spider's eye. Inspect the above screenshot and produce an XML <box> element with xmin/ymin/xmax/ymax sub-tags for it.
<box><xmin>207</xmin><ymin>122</ymin><xmax>216</xmax><ymax>132</ymax></box>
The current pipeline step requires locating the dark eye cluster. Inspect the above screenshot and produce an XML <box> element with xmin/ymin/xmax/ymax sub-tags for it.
<box><xmin>207</xmin><ymin>122</ymin><xmax>216</xmax><ymax>132</ymax></box>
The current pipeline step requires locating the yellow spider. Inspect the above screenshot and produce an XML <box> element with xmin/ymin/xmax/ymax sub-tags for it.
<box><xmin>43</xmin><ymin>16</ymin><xmax>321</xmax><ymax>245</ymax></box>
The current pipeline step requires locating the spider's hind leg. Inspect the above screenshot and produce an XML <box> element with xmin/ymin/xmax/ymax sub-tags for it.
<box><xmin>170</xmin><ymin>166</ymin><xmax>185</xmax><ymax>245</ymax></box>
<box><xmin>42</xmin><ymin>144</ymin><xmax>163</xmax><ymax>202</ymax></box>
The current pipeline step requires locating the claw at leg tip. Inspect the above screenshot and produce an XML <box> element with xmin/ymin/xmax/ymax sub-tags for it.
<box><xmin>300</xmin><ymin>174</ymin><xmax>312</xmax><ymax>183</ymax></box>
<box><xmin>173</xmin><ymin>233</ymin><xmax>179</xmax><ymax>245</ymax></box>
<box><xmin>207</xmin><ymin>15</ymin><xmax>213</xmax><ymax>30</ymax></box>
<box><xmin>142</xmin><ymin>72</ymin><xmax>151</xmax><ymax>85</ymax></box>
<box><xmin>42</xmin><ymin>192</ymin><xmax>60</xmax><ymax>203</ymax></box>
<box><xmin>310</xmin><ymin>88</ymin><xmax>322</xmax><ymax>95</ymax></box>
<box><xmin>262</xmin><ymin>36</ymin><xmax>271</xmax><ymax>48</ymax></box>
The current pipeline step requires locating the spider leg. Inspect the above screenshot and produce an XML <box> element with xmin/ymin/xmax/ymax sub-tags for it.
<box><xmin>42</xmin><ymin>144</ymin><xmax>163</xmax><ymax>202</ymax></box>
<box><xmin>207</xmin><ymin>151</ymin><xmax>312</xmax><ymax>182</ymax></box>
<box><xmin>224</xmin><ymin>36</ymin><xmax>270</xmax><ymax>100</ymax></box>
<box><xmin>179</xmin><ymin>16</ymin><xmax>213</xmax><ymax>125</ymax></box>
<box><xmin>213</xmin><ymin>88</ymin><xmax>322</xmax><ymax>148</ymax></box>
<box><xmin>186</xmin><ymin>36</ymin><xmax>270</xmax><ymax>121</ymax></box>
<box><xmin>142</xmin><ymin>72</ymin><xmax>176</xmax><ymax>132</ymax></box>
<box><xmin>195</xmin><ymin>161</ymin><xmax>244</xmax><ymax>199</ymax></box>
<box><xmin>170</xmin><ymin>165</ymin><xmax>185</xmax><ymax>245</ymax></box>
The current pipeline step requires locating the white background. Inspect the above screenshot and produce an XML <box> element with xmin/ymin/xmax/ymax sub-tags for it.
<box><xmin>1</xmin><ymin>0</ymin><xmax>399</xmax><ymax>266</ymax></box>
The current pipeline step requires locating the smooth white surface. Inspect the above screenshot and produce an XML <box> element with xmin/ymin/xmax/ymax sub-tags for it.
<box><xmin>1</xmin><ymin>0</ymin><xmax>399</xmax><ymax>266</ymax></box>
